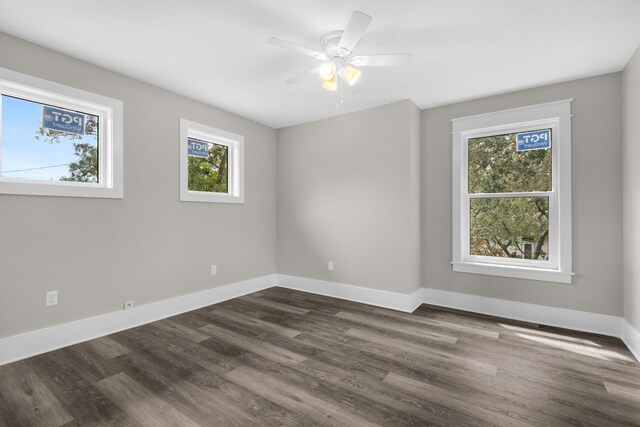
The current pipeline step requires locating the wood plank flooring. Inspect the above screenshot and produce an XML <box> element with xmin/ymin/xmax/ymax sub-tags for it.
<box><xmin>1</xmin><ymin>287</ymin><xmax>639</xmax><ymax>426</ymax></box>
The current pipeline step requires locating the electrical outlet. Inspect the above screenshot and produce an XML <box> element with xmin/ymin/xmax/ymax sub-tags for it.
<box><xmin>328</xmin><ymin>261</ymin><xmax>334</xmax><ymax>271</ymax></box>
<box><xmin>124</xmin><ymin>300</ymin><xmax>134</xmax><ymax>310</ymax></box>
<box><xmin>46</xmin><ymin>290</ymin><xmax>58</xmax><ymax>307</ymax></box>
<box><xmin>210</xmin><ymin>264</ymin><xmax>217</xmax><ymax>275</ymax></box>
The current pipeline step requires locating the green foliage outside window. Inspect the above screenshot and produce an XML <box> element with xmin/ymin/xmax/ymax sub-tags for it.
<box><xmin>187</xmin><ymin>141</ymin><xmax>228</xmax><ymax>193</ymax></box>
<box><xmin>468</xmin><ymin>131</ymin><xmax>551</xmax><ymax>260</ymax></box>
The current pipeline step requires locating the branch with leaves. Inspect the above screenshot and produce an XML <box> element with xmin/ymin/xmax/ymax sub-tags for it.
<box><xmin>35</xmin><ymin>116</ymin><xmax>99</xmax><ymax>182</ymax></box>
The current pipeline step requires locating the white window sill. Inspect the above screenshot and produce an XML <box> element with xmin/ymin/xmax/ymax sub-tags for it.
<box><xmin>452</xmin><ymin>261</ymin><xmax>573</xmax><ymax>284</ymax></box>
<box><xmin>0</xmin><ymin>180</ymin><xmax>122</xmax><ymax>199</ymax></box>
<box><xmin>180</xmin><ymin>191</ymin><xmax>244</xmax><ymax>204</ymax></box>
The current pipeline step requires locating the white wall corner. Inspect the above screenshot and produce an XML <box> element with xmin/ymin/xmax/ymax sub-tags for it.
<box><xmin>621</xmin><ymin>318</ymin><xmax>640</xmax><ymax>363</ymax></box>
<box><xmin>276</xmin><ymin>274</ymin><xmax>422</xmax><ymax>313</ymax></box>
<box><xmin>0</xmin><ymin>274</ymin><xmax>277</xmax><ymax>366</ymax></box>
<box><xmin>421</xmin><ymin>287</ymin><xmax>622</xmax><ymax>338</ymax></box>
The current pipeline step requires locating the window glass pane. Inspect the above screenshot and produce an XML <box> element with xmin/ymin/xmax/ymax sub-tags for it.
<box><xmin>187</xmin><ymin>138</ymin><xmax>228</xmax><ymax>193</ymax></box>
<box><xmin>468</xmin><ymin>130</ymin><xmax>551</xmax><ymax>193</ymax></box>
<box><xmin>470</xmin><ymin>197</ymin><xmax>549</xmax><ymax>260</ymax></box>
<box><xmin>1</xmin><ymin>95</ymin><xmax>99</xmax><ymax>183</ymax></box>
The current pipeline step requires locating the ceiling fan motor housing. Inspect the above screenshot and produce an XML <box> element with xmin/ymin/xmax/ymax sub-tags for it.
<box><xmin>321</xmin><ymin>30</ymin><xmax>348</xmax><ymax>58</ymax></box>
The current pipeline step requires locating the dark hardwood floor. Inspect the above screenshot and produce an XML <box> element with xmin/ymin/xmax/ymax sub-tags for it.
<box><xmin>1</xmin><ymin>287</ymin><xmax>639</xmax><ymax>426</ymax></box>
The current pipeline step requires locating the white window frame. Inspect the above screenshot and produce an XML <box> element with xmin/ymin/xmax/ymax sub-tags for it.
<box><xmin>0</xmin><ymin>67</ymin><xmax>123</xmax><ymax>198</ymax></box>
<box><xmin>180</xmin><ymin>119</ymin><xmax>244</xmax><ymax>204</ymax></box>
<box><xmin>452</xmin><ymin>100</ymin><xmax>573</xmax><ymax>283</ymax></box>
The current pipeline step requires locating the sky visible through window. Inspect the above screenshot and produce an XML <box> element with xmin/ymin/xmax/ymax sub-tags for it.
<box><xmin>0</xmin><ymin>95</ymin><xmax>98</xmax><ymax>181</ymax></box>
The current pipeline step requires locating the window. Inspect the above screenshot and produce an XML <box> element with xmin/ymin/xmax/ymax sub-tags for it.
<box><xmin>452</xmin><ymin>100</ymin><xmax>572</xmax><ymax>283</ymax></box>
<box><xmin>523</xmin><ymin>242</ymin><xmax>534</xmax><ymax>260</ymax></box>
<box><xmin>180</xmin><ymin>119</ymin><xmax>244</xmax><ymax>203</ymax></box>
<box><xmin>0</xmin><ymin>67</ymin><xmax>123</xmax><ymax>198</ymax></box>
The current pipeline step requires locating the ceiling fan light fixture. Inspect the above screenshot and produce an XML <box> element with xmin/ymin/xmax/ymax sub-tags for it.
<box><xmin>322</xmin><ymin>75</ymin><xmax>338</xmax><ymax>91</ymax></box>
<box><xmin>342</xmin><ymin>65</ymin><xmax>362</xmax><ymax>86</ymax></box>
<box><xmin>269</xmin><ymin>11</ymin><xmax>412</xmax><ymax>96</ymax></box>
<box><xmin>318</xmin><ymin>62</ymin><xmax>337</xmax><ymax>81</ymax></box>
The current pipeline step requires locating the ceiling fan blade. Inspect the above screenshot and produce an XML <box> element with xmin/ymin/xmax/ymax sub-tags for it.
<box><xmin>350</xmin><ymin>54</ymin><xmax>413</xmax><ymax>67</ymax></box>
<box><xmin>285</xmin><ymin>67</ymin><xmax>319</xmax><ymax>84</ymax></box>
<box><xmin>268</xmin><ymin>37</ymin><xmax>327</xmax><ymax>61</ymax></box>
<box><xmin>338</xmin><ymin>11</ymin><xmax>372</xmax><ymax>54</ymax></box>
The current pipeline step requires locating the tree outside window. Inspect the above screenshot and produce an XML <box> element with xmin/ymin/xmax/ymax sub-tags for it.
<box><xmin>187</xmin><ymin>139</ymin><xmax>228</xmax><ymax>193</ymax></box>
<box><xmin>467</xmin><ymin>131</ymin><xmax>551</xmax><ymax>260</ymax></box>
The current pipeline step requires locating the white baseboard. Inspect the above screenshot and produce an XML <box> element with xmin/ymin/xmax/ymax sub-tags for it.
<box><xmin>621</xmin><ymin>318</ymin><xmax>640</xmax><ymax>363</ymax></box>
<box><xmin>0</xmin><ymin>274</ymin><xmax>276</xmax><ymax>366</ymax></box>
<box><xmin>276</xmin><ymin>274</ymin><xmax>423</xmax><ymax>313</ymax></box>
<box><xmin>2</xmin><ymin>274</ymin><xmax>637</xmax><ymax>367</ymax></box>
<box><xmin>422</xmin><ymin>288</ymin><xmax>621</xmax><ymax>337</ymax></box>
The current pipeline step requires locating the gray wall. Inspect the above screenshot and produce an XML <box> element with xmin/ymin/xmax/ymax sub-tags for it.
<box><xmin>1</xmin><ymin>30</ymin><xmax>630</xmax><ymax>341</ymax></box>
<box><xmin>623</xmin><ymin>46</ymin><xmax>640</xmax><ymax>330</ymax></box>
<box><xmin>277</xmin><ymin>100</ymin><xmax>421</xmax><ymax>294</ymax></box>
<box><xmin>422</xmin><ymin>73</ymin><xmax>623</xmax><ymax>316</ymax></box>
<box><xmin>0</xmin><ymin>33</ymin><xmax>277</xmax><ymax>338</ymax></box>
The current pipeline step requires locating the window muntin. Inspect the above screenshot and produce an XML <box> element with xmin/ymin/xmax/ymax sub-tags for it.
<box><xmin>1</xmin><ymin>95</ymin><xmax>100</xmax><ymax>183</ymax></box>
<box><xmin>0</xmin><ymin>67</ymin><xmax>123</xmax><ymax>198</ymax></box>
<box><xmin>180</xmin><ymin>119</ymin><xmax>244</xmax><ymax>204</ymax></box>
<box><xmin>452</xmin><ymin>100</ymin><xmax>572</xmax><ymax>283</ymax></box>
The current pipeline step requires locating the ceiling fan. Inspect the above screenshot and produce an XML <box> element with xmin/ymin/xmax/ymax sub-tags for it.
<box><xmin>268</xmin><ymin>11</ymin><xmax>412</xmax><ymax>92</ymax></box>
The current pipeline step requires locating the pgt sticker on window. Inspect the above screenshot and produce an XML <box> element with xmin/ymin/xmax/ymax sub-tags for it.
<box><xmin>41</xmin><ymin>106</ymin><xmax>85</xmax><ymax>135</ymax></box>
<box><xmin>187</xmin><ymin>138</ymin><xmax>210</xmax><ymax>158</ymax></box>
<box><xmin>516</xmin><ymin>129</ymin><xmax>551</xmax><ymax>151</ymax></box>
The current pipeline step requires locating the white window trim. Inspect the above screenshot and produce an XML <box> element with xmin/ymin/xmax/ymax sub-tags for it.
<box><xmin>451</xmin><ymin>100</ymin><xmax>573</xmax><ymax>283</ymax></box>
<box><xmin>180</xmin><ymin>119</ymin><xmax>244</xmax><ymax>204</ymax></box>
<box><xmin>0</xmin><ymin>67</ymin><xmax>123</xmax><ymax>199</ymax></box>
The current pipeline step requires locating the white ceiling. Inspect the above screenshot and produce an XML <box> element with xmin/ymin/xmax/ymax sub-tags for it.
<box><xmin>1</xmin><ymin>0</ymin><xmax>639</xmax><ymax>129</ymax></box>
